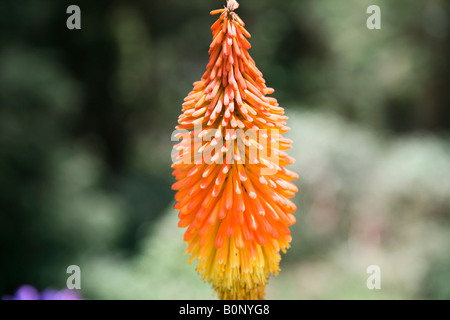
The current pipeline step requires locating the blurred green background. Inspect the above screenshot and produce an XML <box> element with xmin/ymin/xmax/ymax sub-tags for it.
<box><xmin>1</xmin><ymin>0</ymin><xmax>449</xmax><ymax>299</ymax></box>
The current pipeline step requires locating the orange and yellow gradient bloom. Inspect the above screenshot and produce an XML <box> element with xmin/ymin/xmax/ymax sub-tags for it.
<box><xmin>172</xmin><ymin>0</ymin><xmax>298</xmax><ymax>300</ymax></box>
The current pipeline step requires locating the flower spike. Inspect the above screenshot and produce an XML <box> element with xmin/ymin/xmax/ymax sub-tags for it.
<box><xmin>172</xmin><ymin>1</ymin><xmax>298</xmax><ymax>300</ymax></box>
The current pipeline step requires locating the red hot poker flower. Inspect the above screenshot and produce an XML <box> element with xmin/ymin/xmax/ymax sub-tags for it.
<box><xmin>172</xmin><ymin>0</ymin><xmax>298</xmax><ymax>300</ymax></box>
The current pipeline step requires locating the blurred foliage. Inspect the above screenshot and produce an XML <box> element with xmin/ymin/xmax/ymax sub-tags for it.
<box><xmin>0</xmin><ymin>0</ymin><xmax>449</xmax><ymax>299</ymax></box>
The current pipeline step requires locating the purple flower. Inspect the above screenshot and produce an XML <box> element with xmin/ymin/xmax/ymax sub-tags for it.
<box><xmin>3</xmin><ymin>285</ymin><xmax>81</xmax><ymax>300</ymax></box>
